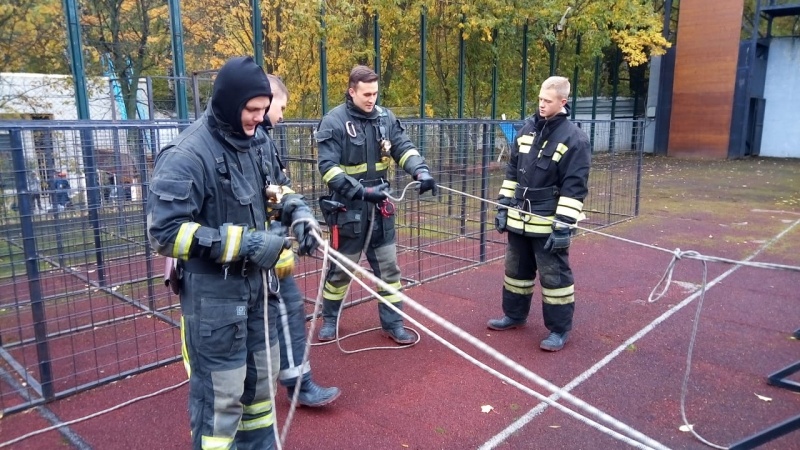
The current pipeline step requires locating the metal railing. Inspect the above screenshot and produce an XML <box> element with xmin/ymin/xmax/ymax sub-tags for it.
<box><xmin>0</xmin><ymin>118</ymin><xmax>643</xmax><ymax>415</ymax></box>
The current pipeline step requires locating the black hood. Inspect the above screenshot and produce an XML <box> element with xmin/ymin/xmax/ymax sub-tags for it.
<box><xmin>210</xmin><ymin>56</ymin><xmax>272</xmax><ymax>138</ymax></box>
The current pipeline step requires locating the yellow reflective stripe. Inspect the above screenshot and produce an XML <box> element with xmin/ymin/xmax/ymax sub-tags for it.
<box><xmin>556</xmin><ymin>196</ymin><xmax>584</xmax><ymax>221</ymax></box>
<box><xmin>201</xmin><ymin>436</ymin><xmax>233</xmax><ymax>450</ymax></box>
<box><xmin>181</xmin><ymin>316</ymin><xmax>191</xmax><ymax>377</ymax></box>
<box><xmin>556</xmin><ymin>143</ymin><xmax>568</xmax><ymax>155</ymax></box>
<box><xmin>542</xmin><ymin>285</ymin><xmax>575</xmax><ymax>305</ymax></box>
<box><xmin>517</xmin><ymin>134</ymin><xmax>534</xmax><ymax>146</ymax></box>
<box><xmin>279</xmin><ymin>185</ymin><xmax>295</xmax><ymax>195</ymax></box>
<box><xmin>322</xmin><ymin>166</ymin><xmax>345</xmax><ymax>184</ymax></box>
<box><xmin>238</xmin><ymin>413</ymin><xmax>274</xmax><ymax>431</ymax></box>
<box><xmin>508</xmin><ymin>209</ymin><xmax>552</xmax><ymax>225</ymax></box>
<box><xmin>398</xmin><ymin>149</ymin><xmax>420</xmax><ymax>167</ymax></box>
<box><xmin>519</xmin><ymin>145</ymin><xmax>531</xmax><ymax>154</ymax></box>
<box><xmin>173</xmin><ymin>222</ymin><xmax>201</xmax><ymax>259</ymax></box>
<box><xmin>380</xmin><ymin>281</ymin><xmax>403</xmax><ymax>303</ymax></box>
<box><xmin>507</xmin><ymin>211</ymin><xmax>553</xmax><ymax>234</ymax></box>
<box><xmin>499</xmin><ymin>180</ymin><xmax>517</xmax><ymax>198</ymax></box>
<box><xmin>324</xmin><ymin>282</ymin><xmax>347</xmax><ymax>300</ymax></box>
<box><xmin>504</xmin><ymin>275</ymin><xmax>535</xmax><ymax>295</ymax></box>
<box><xmin>219</xmin><ymin>225</ymin><xmax>245</xmax><ymax>263</ymax></box>
<box><xmin>275</xmin><ymin>248</ymin><xmax>294</xmax><ymax>267</ymax></box>
<box><xmin>342</xmin><ymin>161</ymin><xmax>390</xmax><ymax>175</ymax></box>
<box><xmin>343</xmin><ymin>163</ymin><xmax>367</xmax><ymax>174</ymax></box>
<box><xmin>243</xmin><ymin>399</ymin><xmax>272</xmax><ymax>415</ymax></box>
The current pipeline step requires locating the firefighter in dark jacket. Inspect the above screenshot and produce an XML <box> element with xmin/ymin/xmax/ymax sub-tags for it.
<box><xmin>315</xmin><ymin>65</ymin><xmax>437</xmax><ymax>345</ymax></box>
<box><xmin>263</xmin><ymin>74</ymin><xmax>340</xmax><ymax>407</ymax></box>
<box><xmin>147</xmin><ymin>56</ymin><xmax>318</xmax><ymax>449</ymax></box>
<box><xmin>488</xmin><ymin>76</ymin><xmax>591</xmax><ymax>352</ymax></box>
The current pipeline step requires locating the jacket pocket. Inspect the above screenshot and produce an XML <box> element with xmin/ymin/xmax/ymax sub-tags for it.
<box><xmin>371</xmin><ymin>213</ymin><xmax>395</xmax><ymax>247</ymax></box>
<box><xmin>343</xmin><ymin>133</ymin><xmax>367</xmax><ymax>166</ymax></box>
<box><xmin>150</xmin><ymin>177</ymin><xmax>192</xmax><ymax>201</ymax></box>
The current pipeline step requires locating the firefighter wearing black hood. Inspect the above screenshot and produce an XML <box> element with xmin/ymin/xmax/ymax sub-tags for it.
<box><xmin>315</xmin><ymin>65</ymin><xmax>437</xmax><ymax>344</ymax></box>
<box><xmin>488</xmin><ymin>76</ymin><xmax>591</xmax><ymax>352</ymax></box>
<box><xmin>147</xmin><ymin>56</ymin><xmax>319</xmax><ymax>449</ymax></box>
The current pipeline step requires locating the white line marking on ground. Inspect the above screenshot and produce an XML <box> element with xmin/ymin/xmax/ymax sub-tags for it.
<box><xmin>479</xmin><ymin>221</ymin><xmax>798</xmax><ymax>450</ymax></box>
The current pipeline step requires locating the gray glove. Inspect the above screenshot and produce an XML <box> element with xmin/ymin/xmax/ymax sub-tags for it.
<box><xmin>241</xmin><ymin>229</ymin><xmax>287</xmax><ymax>269</ymax></box>
<box><xmin>543</xmin><ymin>222</ymin><xmax>571</xmax><ymax>254</ymax></box>
<box><xmin>291</xmin><ymin>206</ymin><xmax>320</xmax><ymax>256</ymax></box>
<box><xmin>279</xmin><ymin>194</ymin><xmax>320</xmax><ymax>256</ymax></box>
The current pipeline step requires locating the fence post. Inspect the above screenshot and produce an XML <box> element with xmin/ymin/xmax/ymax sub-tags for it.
<box><xmin>479</xmin><ymin>123</ymin><xmax>490</xmax><ymax>262</ymax></box>
<box><xmin>10</xmin><ymin>129</ymin><xmax>54</xmax><ymax>399</ymax></box>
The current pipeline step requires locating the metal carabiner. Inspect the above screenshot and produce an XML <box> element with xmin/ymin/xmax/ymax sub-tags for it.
<box><xmin>346</xmin><ymin>121</ymin><xmax>357</xmax><ymax>138</ymax></box>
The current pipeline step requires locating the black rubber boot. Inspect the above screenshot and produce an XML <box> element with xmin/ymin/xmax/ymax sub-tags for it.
<box><xmin>287</xmin><ymin>378</ymin><xmax>341</xmax><ymax>407</ymax></box>
<box><xmin>317</xmin><ymin>299</ymin><xmax>340</xmax><ymax>342</ymax></box>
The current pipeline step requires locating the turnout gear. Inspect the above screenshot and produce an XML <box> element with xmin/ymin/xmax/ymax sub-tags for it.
<box><xmin>487</xmin><ymin>315</ymin><xmax>526</xmax><ymax>331</ymax></box>
<box><xmin>415</xmin><ymin>170</ymin><xmax>437</xmax><ymax>196</ymax></box>
<box><xmin>147</xmin><ymin>56</ymin><xmax>287</xmax><ymax>450</ymax></box>
<box><xmin>493</xmin><ymin>103</ymin><xmax>590</xmax><ymax>351</ymax></box>
<box><xmin>316</xmin><ymin>91</ymin><xmax>431</xmax><ymax>341</ymax></box>
<box><xmin>267</xmin><ymin>275</ymin><xmax>341</xmax><ymax>408</ymax></box>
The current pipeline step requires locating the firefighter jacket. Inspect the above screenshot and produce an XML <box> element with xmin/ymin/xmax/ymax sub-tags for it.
<box><xmin>315</xmin><ymin>94</ymin><xmax>430</xmax><ymax>206</ymax></box>
<box><xmin>498</xmin><ymin>107</ymin><xmax>591</xmax><ymax>237</ymax></box>
<box><xmin>147</xmin><ymin>105</ymin><xmax>293</xmax><ymax>264</ymax></box>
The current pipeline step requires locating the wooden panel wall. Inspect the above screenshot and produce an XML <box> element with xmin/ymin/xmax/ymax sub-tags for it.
<box><xmin>668</xmin><ymin>0</ymin><xmax>745</xmax><ymax>158</ymax></box>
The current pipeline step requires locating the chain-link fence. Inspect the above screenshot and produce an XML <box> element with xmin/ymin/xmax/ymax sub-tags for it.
<box><xmin>0</xmin><ymin>118</ymin><xmax>642</xmax><ymax>416</ymax></box>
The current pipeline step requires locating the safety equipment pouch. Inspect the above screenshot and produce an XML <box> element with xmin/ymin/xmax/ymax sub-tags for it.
<box><xmin>319</xmin><ymin>196</ymin><xmax>347</xmax><ymax>249</ymax></box>
<box><xmin>164</xmin><ymin>257</ymin><xmax>182</xmax><ymax>295</ymax></box>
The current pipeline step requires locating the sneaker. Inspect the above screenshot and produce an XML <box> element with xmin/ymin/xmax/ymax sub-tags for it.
<box><xmin>288</xmin><ymin>379</ymin><xmax>341</xmax><ymax>407</ymax></box>
<box><xmin>382</xmin><ymin>327</ymin><xmax>415</xmax><ymax>345</ymax></box>
<box><xmin>487</xmin><ymin>316</ymin><xmax>526</xmax><ymax>331</ymax></box>
<box><xmin>540</xmin><ymin>331</ymin><xmax>570</xmax><ymax>352</ymax></box>
<box><xmin>317</xmin><ymin>320</ymin><xmax>336</xmax><ymax>342</ymax></box>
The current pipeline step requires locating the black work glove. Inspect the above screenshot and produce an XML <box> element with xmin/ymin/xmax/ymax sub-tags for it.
<box><xmin>360</xmin><ymin>182</ymin><xmax>390</xmax><ymax>203</ymax></box>
<box><xmin>494</xmin><ymin>197</ymin><xmax>516</xmax><ymax>234</ymax></box>
<box><xmin>241</xmin><ymin>229</ymin><xmax>288</xmax><ymax>270</ymax></box>
<box><xmin>416</xmin><ymin>171</ymin><xmax>437</xmax><ymax>196</ymax></box>
<box><xmin>290</xmin><ymin>206</ymin><xmax>321</xmax><ymax>256</ymax></box>
<box><xmin>543</xmin><ymin>222</ymin><xmax>572</xmax><ymax>254</ymax></box>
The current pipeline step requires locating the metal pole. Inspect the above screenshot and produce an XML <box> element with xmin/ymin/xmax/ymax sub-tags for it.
<box><xmin>419</xmin><ymin>8</ymin><xmax>427</xmax><ymax>119</ymax></box>
<box><xmin>521</xmin><ymin>20</ymin><xmax>529</xmax><ymax>119</ymax></box>
<box><xmin>373</xmin><ymin>13</ymin><xmax>381</xmax><ymax>80</ymax></box>
<box><xmin>490</xmin><ymin>28</ymin><xmax>498</xmax><ymax>121</ymax></box>
<box><xmin>571</xmin><ymin>35</ymin><xmax>581</xmax><ymax>120</ymax></box>
<box><xmin>168</xmin><ymin>0</ymin><xmax>189</xmax><ymax>120</ymax></box>
<box><xmin>458</xmin><ymin>15</ymin><xmax>465</xmax><ymax>119</ymax></box>
<box><xmin>590</xmin><ymin>56</ymin><xmax>600</xmax><ymax>149</ymax></box>
<box><xmin>479</xmin><ymin>123</ymin><xmax>490</xmax><ymax>262</ymax></box>
<box><xmin>62</xmin><ymin>0</ymin><xmax>90</xmax><ymax>120</ymax></box>
<box><xmin>251</xmin><ymin>0</ymin><xmax>263</xmax><ymax>66</ymax></box>
<box><xmin>11</xmin><ymin>129</ymin><xmax>54</xmax><ymax>400</ymax></box>
<box><xmin>319</xmin><ymin>3</ymin><xmax>328</xmax><ymax>115</ymax></box>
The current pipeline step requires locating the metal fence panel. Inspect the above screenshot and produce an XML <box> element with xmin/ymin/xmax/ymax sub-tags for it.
<box><xmin>0</xmin><ymin>118</ymin><xmax>642</xmax><ymax>415</ymax></box>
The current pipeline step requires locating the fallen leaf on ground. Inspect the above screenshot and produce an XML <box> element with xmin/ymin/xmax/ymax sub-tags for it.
<box><xmin>481</xmin><ymin>405</ymin><xmax>494</xmax><ymax>413</ymax></box>
<box><xmin>755</xmin><ymin>394</ymin><xmax>772</xmax><ymax>402</ymax></box>
<box><xmin>679</xmin><ymin>424</ymin><xmax>694</xmax><ymax>432</ymax></box>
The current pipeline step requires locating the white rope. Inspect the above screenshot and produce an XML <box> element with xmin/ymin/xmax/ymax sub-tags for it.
<box><xmin>0</xmin><ymin>379</ymin><xmax>188</xmax><ymax>448</ymax></box>
<box><xmin>313</xmin><ymin>229</ymin><xmax>670</xmax><ymax>450</ymax></box>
